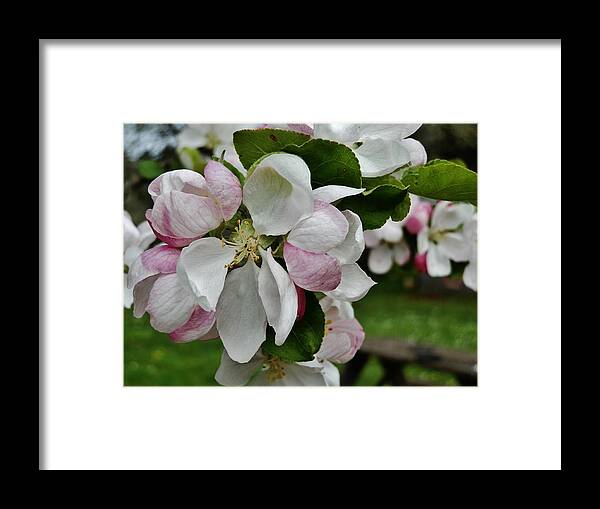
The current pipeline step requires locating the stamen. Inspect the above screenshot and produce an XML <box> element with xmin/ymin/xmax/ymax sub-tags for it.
<box><xmin>265</xmin><ymin>356</ymin><xmax>286</xmax><ymax>382</ymax></box>
<box><xmin>220</xmin><ymin>219</ymin><xmax>262</xmax><ymax>268</ymax></box>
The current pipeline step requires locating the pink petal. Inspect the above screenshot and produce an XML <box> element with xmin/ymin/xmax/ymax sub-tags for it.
<box><xmin>287</xmin><ymin>124</ymin><xmax>314</xmax><ymax>136</ymax></box>
<box><xmin>148</xmin><ymin>191</ymin><xmax>222</xmax><ymax>247</ymax></box>
<box><xmin>204</xmin><ymin>160</ymin><xmax>242</xmax><ymax>221</ymax></box>
<box><xmin>404</xmin><ymin>200</ymin><xmax>433</xmax><ymax>235</ymax></box>
<box><xmin>318</xmin><ymin>318</ymin><xmax>365</xmax><ymax>364</ymax></box>
<box><xmin>146</xmin><ymin>273</ymin><xmax>196</xmax><ymax>333</ymax></box>
<box><xmin>414</xmin><ymin>252</ymin><xmax>428</xmax><ymax>273</ymax></box>
<box><xmin>146</xmin><ymin>210</ymin><xmax>203</xmax><ymax>248</ymax></box>
<box><xmin>287</xmin><ymin>200</ymin><xmax>349</xmax><ymax>253</ymax></box>
<box><xmin>169</xmin><ymin>306</ymin><xmax>217</xmax><ymax>343</ymax></box>
<box><xmin>295</xmin><ymin>285</ymin><xmax>306</xmax><ymax>320</ymax></box>
<box><xmin>283</xmin><ymin>242</ymin><xmax>342</xmax><ymax>292</ymax></box>
<box><xmin>148</xmin><ymin>169</ymin><xmax>209</xmax><ymax>201</ymax></box>
<box><xmin>127</xmin><ymin>244</ymin><xmax>180</xmax><ymax>290</ymax></box>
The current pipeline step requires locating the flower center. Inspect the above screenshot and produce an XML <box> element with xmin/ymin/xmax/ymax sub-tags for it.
<box><xmin>222</xmin><ymin>219</ymin><xmax>261</xmax><ymax>267</ymax></box>
<box><xmin>263</xmin><ymin>356</ymin><xmax>286</xmax><ymax>382</ymax></box>
<box><xmin>429</xmin><ymin>230</ymin><xmax>445</xmax><ymax>243</ymax></box>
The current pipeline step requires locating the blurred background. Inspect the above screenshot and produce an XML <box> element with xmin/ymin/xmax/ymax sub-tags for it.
<box><xmin>124</xmin><ymin>124</ymin><xmax>477</xmax><ymax>386</ymax></box>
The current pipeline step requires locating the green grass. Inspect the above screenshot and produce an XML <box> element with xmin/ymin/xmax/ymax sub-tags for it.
<box><xmin>353</xmin><ymin>285</ymin><xmax>477</xmax><ymax>352</ymax></box>
<box><xmin>124</xmin><ymin>311</ymin><xmax>223</xmax><ymax>386</ymax></box>
<box><xmin>124</xmin><ymin>285</ymin><xmax>477</xmax><ymax>386</ymax></box>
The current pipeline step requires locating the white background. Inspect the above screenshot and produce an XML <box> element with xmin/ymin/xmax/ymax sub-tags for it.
<box><xmin>41</xmin><ymin>41</ymin><xmax>561</xmax><ymax>470</ymax></box>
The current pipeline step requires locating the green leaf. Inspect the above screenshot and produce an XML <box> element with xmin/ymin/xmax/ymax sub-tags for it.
<box><xmin>283</xmin><ymin>138</ymin><xmax>362</xmax><ymax>188</ymax></box>
<box><xmin>137</xmin><ymin>160</ymin><xmax>163</xmax><ymax>179</ymax></box>
<box><xmin>211</xmin><ymin>155</ymin><xmax>246</xmax><ymax>185</ymax></box>
<box><xmin>233</xmin><ymin>128</ymin><xmax>311</xmax><ymax>170</ymax></box>
<box><xmin>233</xmin><ymin>129</ymin><xmax>362</xmax><ymax>188</ymax></box>
<box><xmin>392</xmin><ymin>193</ymin><xmax>412</xmax><ymax>222</ymax></box>
<box><xmin>400</xmin><ymin>159</ymin><xmax>477</xmax><ymax>205</ymax></box>
<box><xmin>262</xmin><ymin>292</ymin><xmax>325</xmax><ymax>363</ymax></box>
<box><xmin>338</xmin><ymin>176</ymin><xmax>409</xmax><ymax>230</ymax></box>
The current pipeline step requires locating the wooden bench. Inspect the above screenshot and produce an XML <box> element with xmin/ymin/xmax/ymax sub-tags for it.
<box><xmin>341</xmin><ymin>338</ymin><xmax>477</xmax><ymax>386</ymax></box>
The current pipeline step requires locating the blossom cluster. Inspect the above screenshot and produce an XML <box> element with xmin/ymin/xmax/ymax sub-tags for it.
<box><xmin>126</xmin><ymin>121</ymin><xmax>415</xmax><ymax>385</ymax></box>
<box><xmin>364</xmin><ymin>198</ymin><xmax>478</xmax><ymax>291</ymax></box>
<box><xmin>124</xmin><ymin>123</ymin><xmax>476</xmax><ymax>385</ymax></box>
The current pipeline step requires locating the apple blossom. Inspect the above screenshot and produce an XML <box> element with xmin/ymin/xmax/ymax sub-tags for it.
<box><xmin>364</xmin><ymin>218</ymin><xmax>411</xmax><ymax>275</ymax></box>
<box><xmin>124</xmin><ymin>211</ymin><xmax>156</xmax><ymax>308</ymax></box>
<box><xmin>363</xmin><ymin>195</ymin><xmax>434</xmax><ymax>275</ymax></box>
<box><xmin>316</xmin><ymin>297</ymin><xmax>365</xmax><ymax>364</ymax></box>
<box><xmin>403</xmin><ymin>196</ymin><xmax>433</xmax><ymax>235</ymax></box>
<box><xmin>313</xmin><ymin>123</ymin><xmax>427</xmax><ymax>177</ymax></box>
<box><xmin>145</xmin><ymin>163</ymin><xmax>242</xmax><ymax>248</ymax></box>
<box><xmin>462</xmin><ymin>214</ymin><xmax>478</xmax><ymax>291</ymax></box>
<box><xmin>127</xmin><ymin>244</ymin><xmax>218</xmax><ymax>342</ymax></box>
<box><xmin>417</xmin><ymin>201</ymin><xmax>476</xmax><ymax>277</ymax></box>
<box><xmin>215</xmin><ymin>350</ymin><xmax>340</xmax><ymax>386</ymax></box>
<box><xmin>214</xmin><ymin>296</ymin><xmax>365</xmax><ymax>385</ymax></box>
<box><xmin>137</xmin><ymin>153</ymin><xmax>374</xmax><ymax>363</ymax></box>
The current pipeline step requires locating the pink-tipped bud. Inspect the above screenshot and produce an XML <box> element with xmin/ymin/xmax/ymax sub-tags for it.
<box><xmin>404</xmin><ymin>201</ymin><xmax>433</xmax><ymax>235</ymax></box>
<box><xmin>414</xmin><ymin>253</ymin><xmax>428</xmax><ymax>273</ymax></box>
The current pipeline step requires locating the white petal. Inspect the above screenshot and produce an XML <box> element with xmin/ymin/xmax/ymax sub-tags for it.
<box><xmin>314</xmin><ymin>123</ymin><xmax>422</xmax><ymax>143</ymax></box>
<box><xmin>463</xmin><ymin>215</ymin><xmax>478</xmax><ymax>245</ymax></box>
<box><xmin>216</xmin><ymin>260</ymin><xmax>267</xmax><ymax>363</ymax></box>
<box><xmin>378</xmin><ymin>218</ymin><xmax>404</xmax><ymax>243</ymax></box>
<box><xmin>312</xmin><ymin>185</ymin><xmax>365</xmax><ymax>203</ymax></box>
<box><xmin>215</xmin><ymin>350</ymin><xmax>263</xmax><ymax>386</ymax></box>
<box><xmin>124</xmin><ymin>274</ymin><xmax>134</xmax><ymax>308</ymax></box>
<box><xmin>258</xmin><ymin>248</ymin><xmax>298</xmax><ymax>346</ymax></box>
<box><xmin>354</xmin><ymin>138</ymin><xmax>411</xmax><ymax>177</ymax></box>
<box><xmin>363</xmin><ymin>229</ymin><xmax>382</xmax><ymax>248</ymax></box>
<box><xmin>431</xmin><ymin>201</ymin><xmax>476</xmax><ymax>231</ymax></box>
<box><xmin>178</xmin><ymin>238</ymin><xmax>237</xmax><ymax>311</ymax></box>
<box><xmin>393</xmin><ymin>238</ymin><xmax>411</xmax><ymax>266</ymax></box>
<box><xmin>325</xmin><ymin>263</ymin><xmax>376</xmax><ymax>302</ymax></box>
<box><xmin>148</xmin><ymin>169</ymin><xmax>209</xmax><ymax>201</ymax></box>
<box><xmin>355</xmin><ymin>124</ymin><xmax>422</xmax><ymax>141</ymax></box>
<box><xmin>243</xmin><ymin>153</ymin><xmax>313</xmax><ymax>235</ymax></box>
<box><xmin>287</xmin><ymin>201</ymin><xmax>349</xmax><ymax>253</ymax></box>
<box><xmin>321</xmin><ymin>360</ymin><xmax>341</xmax><ymax>386</ymax></box>
<box><xmin>136</xmin><ymin>220</ymin><xmax>156</xmax><ymax>250</ymax></box>
<box><xmin>124</xmin><ymin>212</ymin><xmax>140</xmax><ymax>254</ymax></box>
<box><xmin>368</xmin><ymin>244</ymin><xmax>394</xmax><ymax>274</ymax></box>
<box><xmin>132</xmin><ymin>275</ymin><xmax>160</xmax><ymax>318</ymax></box>
<box><xmin>463</xmin><ymin>260</ymin><xmax>478</xmax><ymax>291</ymax></box>
<box><xmin>399</xmin><ymin>138</ymin><xmax>427</xmax><ymax>166</ymax></box>
<box><xmin>437</xmin><ymin>232</ymin><xmax>471</xmax><ymax>262</ymax></box>
<box><xmin>320</xmin><ymin>296</ymin><xmax>355</xmax><ymax>321</ymax></box>
<box><xmin>313</xmin><ymin>123</ymin><xmax>361</xmax><ymax>144</ymax></box>
<box><xmin>253</xmin><ymin>361</ymin><xmax>327</xmax><ymax>386</ymax></box>
<box><xmin>124</xmin><ymin>245</ymin><xmax>143</xmax><ymax>269</ymax></box>
<box><xmin>417</xmin><ymin>226</ymin><xmax>430</xmax><ymax>254</ymax></box>
<box><xmin>146</xmin><ymin>273</ymin><xmax>196</xmax><ymax>333</ymax></box>
<box><xmin>327</xmin><ymin>210</ymin><xmax>365</xmax><ymax>264</ymax></box>
<box><xmin>426</xmin><ymin>244</ymin><xmax>451</xmax><ymax>277</ymax></box>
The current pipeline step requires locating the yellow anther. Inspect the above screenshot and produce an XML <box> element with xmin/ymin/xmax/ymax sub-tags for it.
<box><xmin>265</xmin><ymin>357</ymin><xmax>286</xmax><ymax>382</ymax></box>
